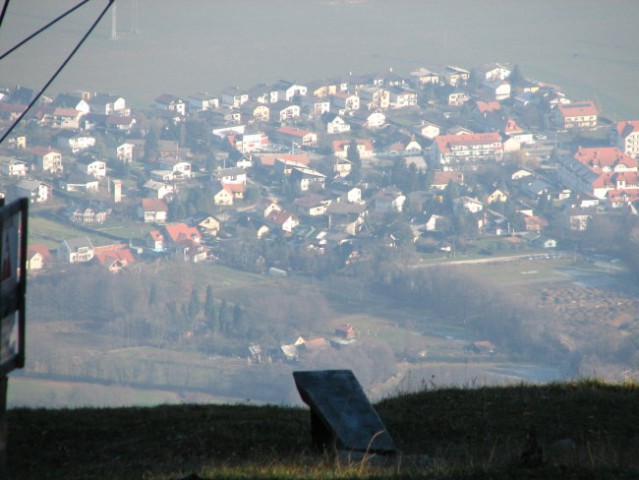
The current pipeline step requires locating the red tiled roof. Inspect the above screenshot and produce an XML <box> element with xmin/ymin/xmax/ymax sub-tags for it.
<box><xmin>277</xmin><ymin>126</ymin><xmax>311</xmax><ymax>137</ymax></box>
<box><xmin>557</xmin><ymin>101</ymin><xmax>598</xmax><ymax>118</ymax></box>
<box><xmin>476</xmin><ymin>101</ymin><xmax>500</xmax><ymax>113</ymax></box>
<box><xmin>574</xmin><ymin>147</ymin><xmax>637</xmax><ymax>171</ymax></box>
<box><xmin>255</xmin><ymin>153</ymin><xmax>310</xmax><ymax>167</ymax></box>
<box><xmin>94</xmin><ymin>244</ymin><xmax>136</xmax><ymax>266</ymax></box>
<box><xmin>222</xmin><ymin>182</ymin><xmax>245</xmax><ymax>194</ymax></box>
<box><xmin>432</xmin><ymin>170</ymin><xmax>464</xmax><ymax>186</ymax></box>
<box><xmin>141</xmin><ymin>198</ymin><xmax>168</xmax><ymax>212</ymax></box>
<box><xmin>332</xmin><ymin>139</ymin><xmax>374</xmax><ymax>152</ymax></box>
<box><xmin>266</xmin><ymin>210</ymin><xmax>296</xmax><ymax>226</ymax></box>
<box><xmin>616</xmin><ymin>120</ymin><xmax>639</xmax><ymax>138</ymax></box>
<box><xmin>27</xmin><ymin>244</ymin><xmax>53</xmax><ymax>261</ymax></box>
<box><xmin>163</xmin><ymin>223</ymin><xmax>201</xmax><ymax>244</ymax></box>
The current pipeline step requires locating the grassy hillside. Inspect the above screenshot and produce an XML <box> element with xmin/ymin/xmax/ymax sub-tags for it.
<box><xmin>7</xmin><ymin>380</ymin><xmax>639</xmax><ymax>479</ymax></box>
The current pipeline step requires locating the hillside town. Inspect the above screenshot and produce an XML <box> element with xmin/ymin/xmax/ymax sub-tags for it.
<box><xmin>1</xmin><ymin>62</ymin><xmax>636</xmax><ymax>277</ymax></box>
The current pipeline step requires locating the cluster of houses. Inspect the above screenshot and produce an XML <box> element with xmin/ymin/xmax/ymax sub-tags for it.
<box><xmin>2</xmin><ymin>61</ymin><xmax>638</xmax><ymax>277</ymax></box>
<box><xmin>250</xmin><ymin>323</ymin><xmax>357</xmax><ymax>364</ymax></box>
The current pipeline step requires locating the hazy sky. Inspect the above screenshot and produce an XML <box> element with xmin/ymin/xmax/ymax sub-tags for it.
<box><xmin>1</xmin><ymin>0</ymin><xmax>638</xmax><ymax>116</ymax></box>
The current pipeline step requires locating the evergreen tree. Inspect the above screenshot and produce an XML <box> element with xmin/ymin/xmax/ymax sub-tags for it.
<box><xmin>232</xmin><ymin>304</ymin><xmax>245</xmax><ymax>338</ymax></box>
<box><xmin>204</xmin><ymin>285</ymin><xmax>215</xmax><ymax>318</ymax></box>
<box><xmin>187</xmin><ymin>288</ymin><xmax>201</xmax><ymax>318</ymax></box>
<box><xmin>218</xmin><ymin>299</ymin><xmax>229</xmax><ymax>334</ymax></box>
<box><xmin>148</xmin><ymin>284</ymin><xmax>158</xmax><ymax>307</ymax></box>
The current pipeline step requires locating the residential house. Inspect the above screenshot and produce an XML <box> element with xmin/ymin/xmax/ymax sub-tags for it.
<box><xmin>93</xmin><ymin>244</ymin><xmax>136</xmax><ymax>274</ymax></box>
<box><xmin>240</xmin><ymin>102</ymin><xmax>270</xmax><ymax>123</ymax></box>
<box><xmin>372</xmin><ymin>187</ymin><xmax>406</xmax><ymax>213</ymax></box>
<box><xmin>615</xmin><ymin>120</ymin><xmax>639</xmax><ymax>159</ymax></box>
<box><xmin>294</xmin><ymin>193</ymin><xmax>332</xmax><ymax>216</ymax></box>
<box><xmin>448</xmin><ymin>90</ymin><xmax>470</xmax><ymax>107</ymax></box>
<box><xmin>63</xmin><ymin>172</ymin><xmax>99</xmax><ymax>192</ymax></box>
<box><xmin>13</xmin><ymin>179</ymin><xmax>51</xmax><ymax>203</ymax></box>
<box><xmin>333</xmin><ymin>139</ymin><xmax>375</xmax><ymax>160</ymax></box>
<box><xmin>306</xmin><ymin>79</ymin><xmax>340</xmax><ymax>98</ymax></box>
<box><xmin>49</xmin><ymin>108</ymin><xmax>84</xmax><ymax>129</ymax></box>
<box><xmin>29</xmin><ymin>147</ymin><xmax>63</xmax><ymax>174</ymax></box>
<box><xmin>150</xmin><ymin>161</ymin><xmax>192</xmax><ymax>182</ymax></box>
<box><xmin>163</xmin><ymin>223</ymin><xmax>208</xmax><ymax>262</ymax></box>
<box><xmin>221</xmin><ymin>88</ymin><xmax>249</xmax><ymax>108</ymax></box>
<box><xmin>58</xmin><ymin>237</ymin><xmax>95</xmax><ymax>264</ymax></box>
<box><xmin>486</xmin><ymin>188</ymin><xmax>508</xmax><ymax>204</ymax></box>
<box><xmin>275</xmin><ymin>126</ymin><xmax>318</xmax><ymax>148</ymax></box>
<box><xmin>90</xmin><ymin>93</ymin><xmax>128</xmax><ymax>115</ymax></box>
<box><xmin>481</xmin><ymin>80</ymin><xmax>511</xmax><ymax>101</ymax></box>
<box><xmin>357</xmin><ymin>86</ymin><xmax>390</xmax><ymax>110</ymax></box>
<box><xmin>477</xmin><ymin>63</ymin><xmax>511</xmax><ymax>82</ymax></box>
<box><xmin>71</xmin><ymin>207</ymin><xmax>110</xmax><ymax>224</ymax></box>
<box><xmin>197</xmin><ymin>215</ymin><xmax>221</xmax><ymax>236</ymax></box>
<box><xmin>228</xmin><ymin>131</ymin><xmax>269</xmax><ymax>153</ymax></box>
<box><xmin>116</xmin><ymin>142</ymin><xmax>135</xmax><ymax>163</ymax></box>
<box><xmin>26</xmin><ymin>244</ymin><xmax>54</xmax><ymax>272</ymax></box>
<box><xmin>563</xmin><ymin>206</ymin><xmax>594</xmax><ymax>232</ymax></box>
<box><xmin>350</xmin><ymin>110</ymin><xmax>386</xmax><ymax>129</ymax></box>
<box><xmin>326</xmin><ymin>201</ymin><xmax>367</xmax><ymax>235</ymax></box>
<box><xmin>554</xmin><ymin>101</ymin><xmax>598</xmax><ymax>130</ymax></box>
<box><xmin>187</xmin><ymin>92</ymin><xmax>219</xmax><ymax>112</ymax></box>
<box><xmin>106</xmin><ymin>115</ymin><xmax>136</xmax><ymax>133</ymax></box>
<box><xmin>266</xmin><ymin>210</ymin><xmax>300</xmax><ymax>233</ymax></box>
<box><xmin>272</xmin><ymin>80</ymin><xmax>307</xmax><ymax>102</ymax></box>
<box><xmin>271</xmin><ymin>101</ymin><xmax>301</xmax><ymax>122</ymax></box>
<box><xmin>457</xmin><ymin>196</ymin><xmax>484</xmax><ymax>214</ymax></box>
<box><xmin>335</xmin><ymin>324</ymin><xmax>356</xmax><ymax>340</ymax></box>
<box><xmin>147</xmin><ymin>230</ymin><xmax>166</xmax><ymax>252</ymax></box>
<box><xmin>430</xmin><ymin>132</ymin><xmax>503</xmax><ymax>166</ymax></box>
<box><xmin>409</xmin><ymin>67</ymin><xmax>441</xmax><ymax>86</ymax></box>
<box><xmin>139</xmin><ymin>198</ymin><xmax>169</xmax><ymax>224</ymax></box>
<box><xmin>216</xmin><ymin>167</ymin><xmax>247</xmax><ymax>185</ymax></box>
<box><xmin>155</xmin><ymin>94</ymin><xmax>186</xmax><ymax>116</ymax></box>
<box><xmin>0</xmin><ymin>157</ymin><xmax>27</xmax><ymax>177</ymax></box>
<box><xmin>331</xmin><ymin>92</ymin><xmax>360</xmax><ymax>112</ymax></box>
<box><xmin>323</xmin><ymin>113</ymin><xmax>351</xmax><ymax>135</ymax></box>
<box><xmin>556</xmin><ymin>146</ymin><xmax>638</xmax><ymax>200</ymax></box>
<box><xmin>389</xmin><ymin>86</ymin><xmax>418</xmax><ymax>109</ymax></box>
<box><xmin>289</xmin><ymin>165</ymin><xmax>326</xmax><ymax>192</ymax></box>
<box><xmin>53</xmin><ymin>93</ymin><xmax>90</xmax><ymax>115</ymax></box>
<box><xmin>333</xmin><ymin>157</ymin><xmax>352</xmax><ymax>178</ymax></box>
<box><xmin>416</xmin><ymin>121</ymin><xmax>441</xmax><ymax>140</ymax></box>
<box><xmin>55</xmin><ymin>131</ymin><xmax>96</xmax><ymax>153</ymax></box>
<box><xmin>430</xmin><ymin>170</ymin><xmax>465</xmax><ymax>190</ymax></box>
<box><xmin>144</xmin><ymin>179</ymin><xmax>174</xmax><ymax>200</ymax></box>
<box><xmin>443</xmin><ymin>65</ymin><xmax>470</xmax><ymax>86</ymax></box>
<box><xmin>301</xmin><ymin>96</ymin><xmax>331</xmax><ymax>117</ymax></box>
<box><xmin>76</xmin><ymin>157</ymin><xmax>107</xmax><ymax>178</ymax></box>
<box><xmin>213</xmin><ymin>184</ymin><xmax>234</xmax><ymax>206</ymax></box>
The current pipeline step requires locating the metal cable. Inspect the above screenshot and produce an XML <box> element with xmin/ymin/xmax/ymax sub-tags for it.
<box><xmin>0</xmin><ymin>0</ymin><xmax>92</xmax><ymax>61</ymax></box>
<box><xmin>0</xmin><ymin>0</ymin><xmax>115</xmax><ymax>146</ymax></box>
<box><xmin>0</xmin><ymin>0</ymin><xmax>10</xmax><ymax>31</ymax></box>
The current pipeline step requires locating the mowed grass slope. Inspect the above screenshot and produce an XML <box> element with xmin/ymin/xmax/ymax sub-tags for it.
<box><xmin>7</xmin><ymin>380</ymin><xmax>639</xmax><ymax>480</ymax></box>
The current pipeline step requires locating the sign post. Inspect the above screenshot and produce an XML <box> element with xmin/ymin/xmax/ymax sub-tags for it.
<box><xmin>0</xmin><ymin>197</ymin><xmax>28</xmax><ymax>478</ymax></box>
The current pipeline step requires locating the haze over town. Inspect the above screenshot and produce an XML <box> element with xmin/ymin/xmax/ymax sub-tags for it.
<box><xmin>1</xmin><ymin>0</ymin><xmax>638</xmax><ymax>408</ymax></box>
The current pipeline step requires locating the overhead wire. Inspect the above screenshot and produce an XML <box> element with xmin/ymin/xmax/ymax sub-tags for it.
<box><xmin>0</xmin><ymin>0</ymin><xmax>115</xmax><ymax>145</ymax></box>
<box><xmin>0</xmin><ymin>0</ymin><xmax>93</xmax><ymax>62</ymax></box>
<box><xmin>0</xmin><ymin>0</ymin><xmax>10</xmax><ymax>31</ymax></box>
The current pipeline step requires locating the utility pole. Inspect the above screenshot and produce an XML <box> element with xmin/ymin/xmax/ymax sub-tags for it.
<box><xmin>111</xmin><ymin>3</ymin><xmax>117</xmax><ymax>40</ymax></box>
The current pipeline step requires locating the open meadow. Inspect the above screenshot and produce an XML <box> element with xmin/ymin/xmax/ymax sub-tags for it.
<box><xmin>11</xmin><ymin>252</ymin><xmax>636</xmax><ymax>409</ymax></box>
